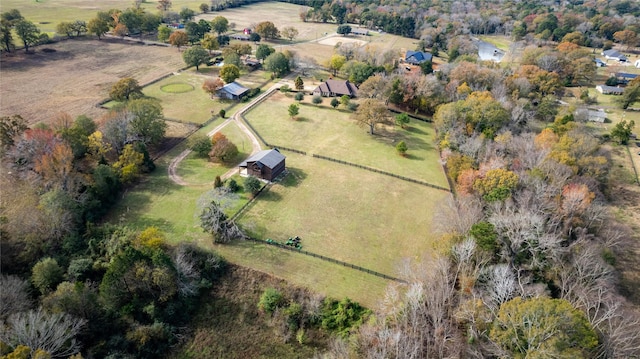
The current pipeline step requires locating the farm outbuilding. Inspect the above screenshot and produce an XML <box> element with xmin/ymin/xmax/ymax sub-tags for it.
<box><xmin>312</xmin><ymin>79</ymin><xmax>358</xmax><ymax>98</ymax></box>
<box><xmin>602</xmin><ymin>49</ymin><xmax>627</xmax><ymax>62</ymax></box>
<box><xmin>596</xmin><ymin>85</ymin><xmax>624</xmax><ymax>95</ymax></box>
<box><xmin>217</xmin><ymin>81</ymin><xmax>250</xmax><ymax>100</ymax></box>
<box><xmin>239</xmin><ymin>149</ymin><xmax>286</xmax><ymax>181</ymax></box>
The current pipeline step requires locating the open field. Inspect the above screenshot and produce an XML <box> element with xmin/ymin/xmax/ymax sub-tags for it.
<box><xmin>0</xmin><ymin>0</ymin><xmax>209</xmax><ymax>34</ymax></box>
<box><xmin>0</xmin><ymin>38</ymin><xmax>184</xmax><ymax>125</ymax></box>
<box><xmin>237</xmin><ymin>152</ymin><xmax>451</xmax><ymax>277</ymax></box>
<box><xmin>245</xmin><ymin>92</ymin><xmax>449</xmax><ymax>187</ymax></box>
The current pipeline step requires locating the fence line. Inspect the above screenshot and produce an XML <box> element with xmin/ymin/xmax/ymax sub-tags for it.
<box><xmin>229</xmin><ymin>182</ymin><xmax>271</xmax><ymax>222</ymax></box>
<box><xmin>312</xmin><ymin>154</ymin><xmax>451</xmax><ymax>192</ymax></box>
<box><xmin>244</xmin><ymin>236</ymin><xmax>407</xmax><ymax>283</ymax></box>
<box><xmin>626</xmin><ymin>145</ymin><xmax>640</xmax><ymax>186</ymax></box>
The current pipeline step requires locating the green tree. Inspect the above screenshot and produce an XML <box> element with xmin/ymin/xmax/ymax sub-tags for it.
<box><xmin>255</xmin><ymin>21</ymin><xmax>279</xmax><ymax>40</ymax></box>
<box><xmin>187</xmin><ymin>134</ymin><xmax>211</xmax><ymax>157</ymax></box>
<box><xmin>312</xmin><ymin>95</ymin><xmax>323</xmax><ymax>105</ymax></box>
<box><xmin>127</xmin><ymin>98</ymin><xmax>166</xmax><ymax>146</ymax></box>
<box><xmin>294</xmin><ymin>76</ymin><xmax>304</xmax><ymax>90</ymax></box>
<box><xmin>330</xmin><ymin>98</ymin><xmax>340</xmax><ymax>108</ymax></box>
<box><xmin>395</xmin><ymin>113</ymin><xmax>410</xmax><ymax>128</ymax></box>
<box><xmin>256</xmin><ymin>44</ymin><xmax>275</xmax><ymax>62</ymax></box>
<box><xmin>200</xmin><ymin>3</ymin><xmax>210</xmax><ymax>13</ymax></box>
<box><xmin>87</xmin><ymin>16</ymin><xmax>109</xmax><ymax>39</ymax></box>
<box><xmin>611</xmin><ymin>119</ymin><xmax>635</xmax><ymax>145</ymax></box>
<box><xmin>470</xmin><ymin>221</ymin><xmax>499</xmax><ymax>255</ymax></box>
<box><xmin>490</xmin><ymin>297</ymin><xmax>598</xmax><ymax>358</ymax></box>
<box><xmin>264</xmin><ymin>52</ymin><xmax>290</xmax><ymax>77</ymax></box>
<box><xmin>15</xmin><ymin>19</ymin><xmax>40</xmax><ymax>52</ymax></box>
<box><xmin>1</xmin><ymin>9</ymin><xmax>24</xmax><ymax>52</ymax></box>
<box><xmin>179</xmin><ymin>8</ymin><xmax>195</xmax><ymax>22</ymax></box>
<box><xmin>113</xmin><ymin>144</ymin><xmax>144</xmax><ymax>183</ymax></box>
<box><xmin>337</xmin><ymin>24</ymin><xmax>351</xmax><ymax>35</ymax></box>
<box><xmin>354</xmin><ymin>99</ymin><xmax>390</xmax><ymax>134</ymax></box>
<box><xmin>32</xmin><ymin>258</ymin><xmax>64</xmax><ymax>294</ymax></box>
<box><xmin>420</xmin><ymin>60</ymin><xmax>433</xmax><ymax>75</ymax></box>
<box><xmin>288</xmin><ymin>103</ymin><xmax>299</xmax><ymax>119</ymax></box>
<box><xmin>340</xmin><ymin>94</ymin><xmax>350</xmax><ymax>107</ymax></box>
<box><xmin>294</xmin><ymin>92</ymin><xmax>304</xmax><ymax>101</ymax></box>
<box><xmin>182</xmin><ymin>45</ymin><xmax>209</xmax><ymax>71</ymax></box>
<box><xmin>281</xmin><ymin>26</ymin><xmax>298</xmax><ymax>41</ymax></box>
<box><xmin>618</xmin><ymin>77</ymin><xmax>640</xmax><ymax>110</ymax></box>
<box><xmin>210</xmin><ymin>16</ymin><xmax>228</xmax><ymax>36</ymax></box>
<box><xmin>395</xmin><ymin>140</ymin><xmax>407</xmax><ymax>156</ymax></box>
<box><xmin>321</xmin><ymin>298</ymin><xmax>370</xmax><ymax>338</ymax></box>
<box><xmin>219</xmin><ymin>64</ymin><xmax>240</xmax><ymax>83</ymax></box>
<box><xmin>249</xmin><ymin>32</ymin><xmax>261</xmax><ymax>42</ymax></box>
<box><xmin>109</xmin><ymin>77</ymin><xmax>143</xmax><ymax>101</ymax></box>
<box><xmin>244</xmin><ymin>175</ymin><xmax>262</xmax><ymax>196</ymax></box>
<box><xmin>157</xmin><ymin>25</ymin><xmax>172</xmax><ymax>43</ymax></box>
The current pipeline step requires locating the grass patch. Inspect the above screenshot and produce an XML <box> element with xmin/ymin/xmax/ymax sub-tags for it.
<box><xmin>160</xmin><ymin>82</ymin><xmax>195</xmax><ymax>93</ymax></box>
<box><xmin>478</xmin><ymin>35</ymin><xmax>512</xmax><ymax>51</ymax></box>
<box><xmin>245</xmin><ymin>92</ymin><xmax>449</xmax><ymax>187</ymax></box>
<box><xmin>237</xmin><ymin>153</ymin><xmax>451</xmax><ymax>278</ymax></box>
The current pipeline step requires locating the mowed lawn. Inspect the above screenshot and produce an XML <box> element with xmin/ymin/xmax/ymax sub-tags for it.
<box><xmin>237</xmin><ymin>153</ymin><xmax>452</xmax><ymax>278</ymax></box>
<box><xmin>245</xmin><ymin>92</ymin><xmax>449</xmax><ymax>188</ymax></box>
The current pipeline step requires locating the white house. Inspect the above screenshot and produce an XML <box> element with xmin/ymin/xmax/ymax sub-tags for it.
<box><xmin>602</xmin><ymin>49</ymin><xmax>627</xmax><ymax>62</ymax></box>
<box><xmin>596</xmin><ymin>85</ymin><xmax>624</xmax><ymax>95</ymax></box>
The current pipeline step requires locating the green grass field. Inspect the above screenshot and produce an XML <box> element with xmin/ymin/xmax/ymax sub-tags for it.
<box><xmin>237</xmin><ymin>152</ymin><xmax>451</xmax><ymax>277</ymax></box>
<box><xmin>245</xmin><ymin>92</ymin><xmax>449</xmax><ymax>187</ymax></box>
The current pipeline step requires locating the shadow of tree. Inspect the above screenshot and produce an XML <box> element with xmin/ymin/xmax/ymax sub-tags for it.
<box><xmin>280</xmin><ymin>167</ymin><xmax>307</xmax><ymax>187</ymax></box>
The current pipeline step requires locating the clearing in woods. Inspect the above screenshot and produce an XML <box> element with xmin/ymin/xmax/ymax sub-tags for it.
<box><xmin>0</xmin><ymin>38</ymin><xmax>184</xmax><ymax>125</ymax></box>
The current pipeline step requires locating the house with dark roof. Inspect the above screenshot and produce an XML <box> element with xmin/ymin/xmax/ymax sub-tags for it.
<box><xmin>230</xmin><ymin>33</ymin><xmax>250</xmax><ymax>41</ymax></box>
<box><xmin>596</xmin><ymin>85</ymin><xmax>624</xmax><ymax>95</ymax></box>
<box><xmin>614</xmin><ymin>72</ymin><xmax>638</xmax><ymax>84</ymax></box>
<box><xmin>312</xmin><ymin>79</ymin><xmax>358</xmax><ymax>98</ymax></box>
<box><xmin>602</xmin><ymin>49</ymin><xmax>627</xmax><ymax>62</ymax></box>
<box><xmin>350</xmin><ymin>28</ymin><xmax>369</xmax><ymax>36</ymax></box>
<box><xmin>404</xmin><ymin>50</ymin><xmax>433</xmax><ymax>65</ymax></box>
<box><xmin>239</xmin><ymin>149</ymin><xmax>286</xmax><ymax>181</ymax></box>
<box><xmin>595</xmin><ymin>58</ymin><xmax>606</xmax><ymax>67</ymax></box>
<box><xmin>217</xmin><ymin>82</ymin><xmax>250</xmax><ymax>100</ymax></box>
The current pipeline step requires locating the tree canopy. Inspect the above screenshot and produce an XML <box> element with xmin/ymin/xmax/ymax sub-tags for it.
<box><xmin>182</xmin><ymin>46</ymin><xmax>209</xmax><ymax>71</ymax></box>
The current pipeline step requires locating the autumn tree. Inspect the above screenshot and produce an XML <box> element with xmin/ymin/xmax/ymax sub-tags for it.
<box><xmin>201</xmin><ymin>33</ymin><xmax>219</xmax><ymax>54</ymax></box>
<box><xmin>157</xmin><ymin>0</ymin><xmax>172</xmax><ymax>12</ymax></box>
<box><xmin>613</xmin><ymin>29</ymin><xmax>638</xmax><ymax>51</ymax></box>
<box><xmin>113</xmin><ymin>144</ymin><xmax>144</xmax><ymax>183</ymax></box>
<box><xmin>209</xmin><ymin>133</ymin><xmax>238</xmax><ymax>163</ymax></box>
<box><xmin>490</xmin><ymin>297</ymin><xmax>598</xmax><ymax>358</ymax></box>
<box><xmin>202</xmin><ymin>77</ymin><xmax>224</xmax><ymax>98</ymax></box>
<box><xmin>328</xmin><ymin>54</ymin><xmax>346</xmax><ymax>76</ymax></box>
<box><xmin>473</xmin><ymin>168</ymin><xmax>519</xmax><ymax>202</ymax></box>
<box><xmin>182</xmin><ymin>45</ymin><xmax>209</xmax><ymax>71</ymax></box>
<box><xmin>15</xmin><ymin>19</ymin><xmax>40</xmax><ymax>52</ymax></box>
<box><xmin>219</xmin><ymin>64</ymin><xmax>240</xmax><ymax>83</ymax></box>
<box><xmin>168</xmin><ymin>30</ymin><xmax>188</xmax><ymax>50</ymax></box>
<box><xmin>109</xmin><ymin>78</ymin><xmax>143</xmax><ymax>102</ymax></box>
<box><xmin>281</xmin><ymin>26</ymin><xmax>298</xmax><ymax>41</ymax></box>
<box><xmin>255</xmin><ymin>21</ymin><xmax>279</xmax><ymax>40</ymax></box>
<box><xmin>354</xmin><ymin>99</ymin><xmax>390</xmax><ymax>135</ymax></box>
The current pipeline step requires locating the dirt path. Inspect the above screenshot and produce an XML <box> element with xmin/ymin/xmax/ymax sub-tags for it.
<box><xmin>167</xmin><ymin>81</ymin><xmax>285</xmax><ymax>185</ymax></box>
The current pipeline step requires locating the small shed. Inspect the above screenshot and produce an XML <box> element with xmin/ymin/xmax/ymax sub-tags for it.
<box><xmin>230</xmin><ymin>34</ymin><xmax>250</xmax><ymax>41</ymax></box>
<box><xmin>312</xmin><ymin>79</ymin><xmax>358</xmax><ymax>98</ymax></box>
<box><xmin>239</xmin><ymin>149</ymin><xmax>286</xmax><ymax>181</ymax></box>
<box><xmin>596</xmin><ymin>85</ymin><xmax>624</xmax><ymax>95</ymax></box>
<box><xmin>351</xmin><ymin>28</ymin><xmax>369</xmax><ymax>36</ymax></box>
<box><xmin>587</xmin><ymin>109</ymin><xmax>606</xmax><ymax>123</ymax></box>
<box><xmin>595</xmin><ymin>58</ymin><xmax>606</xmax><ymax>67</ymax></box>
<box><xmin>404</xmin><ymin>50</ymin><xmax>433</xmax><ymax>65</ymax></box>
<box><xmin>217</xmin><ymin>81</ymin><xmax>250</xmax><ymax>100</ymax></box>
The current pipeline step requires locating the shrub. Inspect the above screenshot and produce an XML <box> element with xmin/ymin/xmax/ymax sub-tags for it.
<box><xmin>258</xmin><ymin>288</ymin><xmax>285</xmax><ymax>315</ymax></box>
<box><xmin>214</xmin><ymin>175</ymin><xmax>223</xmax><ymax>188</ymax></box>
<box><xmin>312</xmin><ymin>95</ymin><xmax>323</xmax><ymax>105</ymax></box>
<box><xmin>32</xmin><ymin>258</ymin><xmax>64</xmax><ymax>295</ymax></box>
<box><xmin>605</xmin><ymin>76</ymin><xmax>618</xmax><ymax>86</ymax></box>
<box><xmin>330</xmin><ymin>98</ymin><xmax>340</xmax><ymax>108</ymax></box>
<box><xmin>279</xmin><ymin>84</ymin><xmax>291</xmax><ymax>93</ymax></box>
<box><xmin>226</xmin><ymin>178</ymin><xmax>240</xmax><ymax>192</ymax></box>
<box><xmin>321</xmin><ymin>298</ymin><xmax>370</xmax><ymax>337</ymax></box>
<box><xmin>396</xmin><ymin>141</ymin><xmax>408</xmax><ymax>156</ymax></box>
<box><xmin>294</xmin><ymin>92</ymin><xmax>304</xmax><ymax>101</ymax></box>
<box><xmin>347</xmin><ymin>102</ymin><xmax>359</xmax><ymax>111</ymax></box>
<box><xmin>219</xmin><ymin>109</ymin><xmax>226</xmax><ymax>118</ymax></box>
<box><xmin>244</xmin><ymin>176</ymin><xmax>262</xmax><ymax>196</ymax></box>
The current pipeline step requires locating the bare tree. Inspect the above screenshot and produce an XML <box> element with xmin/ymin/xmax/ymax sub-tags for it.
<box><xmin>433</xmin><ymin>195</ymin><xmax>483</xmax><ymax>236</ymax></box>
<box><xmin>0</xmin><ymin>307</ymin><xmax>86</xmax><ymax>357</ymax></box>
<box><xmin>0</xmin><ymin>275</ymin><xmax>32</xmax><ymax>320</ymax></box>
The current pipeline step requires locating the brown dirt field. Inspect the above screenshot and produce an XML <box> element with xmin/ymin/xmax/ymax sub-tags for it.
<box><xmin>0</xmin><ymin>38</ymin><xmax>184</xmax><ymax>125</ymax></box>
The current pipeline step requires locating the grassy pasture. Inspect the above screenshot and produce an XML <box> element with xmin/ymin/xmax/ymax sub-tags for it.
<box><xmin>0</xmin><ymin>0</ymin><xmax>209</xmax><ymax>34</ymax></box>
<box><xmin>0</xmin><ymin>38</ymin><xmax>183</xmax><ymax>125</ymax></box>
<box><xmin>237</xmin><ymin>152</ymin><xmax>450</xmax><ymax>278</ymax></box>
<box><xmin>245</xmin><ymin>92</ymin><xmax>449</xmax><ymax>187</ymax></box>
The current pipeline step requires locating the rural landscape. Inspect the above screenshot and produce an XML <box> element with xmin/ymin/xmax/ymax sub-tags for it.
<box><xmin>1</xmin><ymin>0</ymin><xmax>640</xmax><ymax>358</ymax></box>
